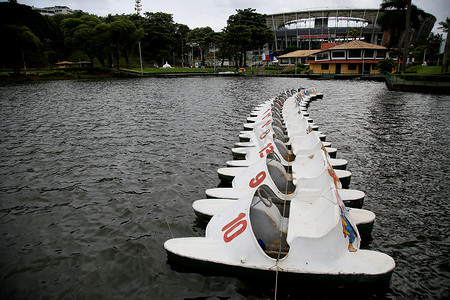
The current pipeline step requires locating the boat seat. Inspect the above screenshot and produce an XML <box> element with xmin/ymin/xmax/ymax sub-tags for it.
<box><xmin>272</xmin><ymin>110</ymin><xmax>283</xmax><ymax>121</ymax></box>
<box><xmin>274</xmin><ymin>139</ymin><xmax>295</xmax><ymax>162</ymax></box>
<box><xmin>250</xmin><ymin>187</ymin><xmax>289</xmax><ymax>258</ymax></box>
<box><xmin>272</xmin><ymin>118</ymin><xmax>284</xmax><ymax>130</ymax></box>
<box><xmin>267</xmin><ymin>160</ymin><xmax>295</xmax><ymax>194</ymax></box>
<box><xmin>273</xmin><ymin>125</ymin><xmax>289</xmax><ymax>143</ymax></box>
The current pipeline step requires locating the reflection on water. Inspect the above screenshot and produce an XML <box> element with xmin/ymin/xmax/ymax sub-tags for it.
<box><xmin>0</xmin><ymin>78</ymin><xmax>449</xmax><ymax>299</ymax></box>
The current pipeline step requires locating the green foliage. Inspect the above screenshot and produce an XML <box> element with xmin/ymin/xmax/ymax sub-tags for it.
<box><xmin>411</xmin><ymin>33</ymin><xmax>443</xmax><ymax>64</ymax></box>
<box><xmin>61</xmin><ymin>15</ymin><xmax>101</xmax><ymax>63</ymax></box>
<box><xmin>264</xmin><ymin>65</ymin><xmax>283</xmax><ymax>70</ymax></box>
<box><xmin>349</xmin><ymin>29</ymin><xmax>359</xmax><ymax>38</ymax></box>
<box><xmin>187</xmin><ymin>27</ymin><xmax>216</xmax><ymax>65</ymax></box>
<box><xmin>141</xmin><ymin>12</ymin><xmax>177</xmax><ymax>63</ymax></box>
<box><xmin>438</xmin><ymin>17</ymin><xmax>449</xmax><ymax>33</ymax></box>
<box><xmin>281</xmin><ymin>63</ymin><xmax>309</xmax><ymax>74</ymax></box>
<box><xmin>60</xmin><ymin>14</ymin><xmax>143</xmax><ymax>68</ymax></box>
<box><xmin>224</xmin><ymin>8</ymin><xmax>273</xmax><ymax>67</ymax></box>
<box><xmin>375</xmin><ymin>57</ymin><xmax>396</xmax><ymax>73</ymax></box>
<box><xmin>38</xmin><ymin>70</ymin><xmax>67</xmax><ymax>77</ymax></box>
<box><xmin>405</xmin><ymin>65</ymin><xmax>442</xmax><ymax>74</ymax></box>
<box><xmin>0</xmin><ymin>2</ymin><xmax>52</xmax><ymax>74</ymax></box>
<box><xmin>377</xmin><ymin>0</ymin><xmax>428</xmax><ymax>48</ymax></box>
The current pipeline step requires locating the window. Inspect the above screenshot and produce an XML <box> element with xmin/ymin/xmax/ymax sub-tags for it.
<box><xmin>321</xmin><ymin>63</ymin><xmax>329</xmax><ymax>70</ymax></box>
<box><xmin>364</xmin><ymin>50</ymin><xmax>375</xmax><ymax>58</ymax></box>
<box><xmin>331</xmin><ymin>51</ymin><xmax>346</xmax><ymax>59</ymax></box>
<box><xmin>348</xmin><ymin>49</ymin><xmax>361</xmax><ymax>59</ymax></box>
<box><xmin>316</xmin><ymin>52</ymin><xmax>330</xmax><ymax>61</ymax></box>
<box><xmin>376</xmin><ymin>50</ymin><xmax>386</xmax><ymax>59</ymax></box>
<box><xmin>348</xmin><ymin>63</ymin><xmax>357</xmax><ymax>70</ymax></box>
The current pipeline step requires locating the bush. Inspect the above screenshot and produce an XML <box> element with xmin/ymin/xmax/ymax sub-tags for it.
<box><xmin>375</xmin><ymin>58</ymin><xmax>395</xmax><ymax>73</ymax></box>
<box><xmin>38</xmin><ymin>70</ymin><xmax>66</xmax><ymax>77</ymax></box>
<box><xmin>264</xmin><ymin>65</ymin><xmax>283</xmax><ymax>71</ymax></box>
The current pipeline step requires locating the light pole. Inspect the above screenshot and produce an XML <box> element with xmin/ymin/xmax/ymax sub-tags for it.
<box><xmin>138</xmin><ymin>41</ymin><xmax>143</xmax><ymax>75</ymax></box>
<box><xmin>213</xmin><ymin>44</ymin><xmax>216</xmax><ymax>73</ymax></box>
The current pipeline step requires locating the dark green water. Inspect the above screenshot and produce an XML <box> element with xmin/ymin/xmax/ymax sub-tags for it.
<box><xmin>0</xmin><ymin>77</ymin><xmax>448</xmax><ymax>299</ymax></box>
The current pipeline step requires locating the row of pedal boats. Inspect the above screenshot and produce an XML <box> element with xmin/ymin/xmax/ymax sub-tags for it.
<box><xmin>164</xmin><ymin>88</ymin><xmax>395</xmax><ymax>285</ymax></box>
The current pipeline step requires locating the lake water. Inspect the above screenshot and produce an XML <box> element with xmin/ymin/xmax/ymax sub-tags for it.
<box><xmin>0</xmin><ymin>77</ymin><xmax>448</xmax><ymax>299</ymax></box>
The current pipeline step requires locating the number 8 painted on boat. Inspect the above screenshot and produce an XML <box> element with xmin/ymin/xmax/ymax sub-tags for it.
<box><xmin>260</xmin><ymin>129</ymin><xmax>271</xmax><ymax>139</ymax></box>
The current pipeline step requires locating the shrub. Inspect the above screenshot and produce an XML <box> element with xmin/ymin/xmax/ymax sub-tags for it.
<box><xmin>375</xmin><ymin>58</ymin><xmax>395</xmax><ymax>73</ymax></box>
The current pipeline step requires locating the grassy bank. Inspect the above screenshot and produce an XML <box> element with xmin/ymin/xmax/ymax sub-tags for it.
<box><xmin>405</xmin><ymin>65</ymin><xmax>443</xmax><ymax>74</ymax></box>
<box><xmin>0</xmin><ymin>67</ymin><xmax>113</xmax><ymax>81</ymax></box>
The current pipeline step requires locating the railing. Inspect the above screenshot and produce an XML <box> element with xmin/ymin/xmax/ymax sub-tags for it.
<box><xmin>385</xmin><ymin>72</ymin><xmax>450</xmax><ymax>87</ymax></box>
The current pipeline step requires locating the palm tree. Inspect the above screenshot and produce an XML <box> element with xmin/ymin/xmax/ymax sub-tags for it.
<box><xmin>438</xmin><ymin>18</ymin><xmax>449</xmax><ymax>73</ymax></box>
<box><xmin>377</xmin><ymin>0</ymin><xmax>427</xmax><ymax>73</ymax></box>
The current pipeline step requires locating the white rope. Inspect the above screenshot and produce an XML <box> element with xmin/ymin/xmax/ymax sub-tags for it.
<box><xmin>166</xmin><ymin>218</ymin><xmax>174</xmax><ymax>238</ymax></box>
<box><xmin>273</xmin><ymin>90</ymin><xmax>295</xmax><ymax>300</ymax></box>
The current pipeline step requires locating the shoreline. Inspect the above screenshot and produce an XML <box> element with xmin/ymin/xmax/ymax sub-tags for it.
<box><xmin>2</xmin><ymin>70</ymin><xmax>449</xmax><ymax>94</ymax></box>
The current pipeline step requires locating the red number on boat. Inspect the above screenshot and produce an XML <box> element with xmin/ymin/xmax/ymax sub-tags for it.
<box><xmin>261</xmin><ymin>119</ymin><xmax>272</xmax><ymax>128</ymax></box>
<box><xmin>259</xmin><ymin>143</ymin><xmax>274</xmax><ymax>158</ymax></box>
<box><xmin>262</xmin><ymin>112</ymin><xmax>271</xmax><ymax>120</ymax></box>
<box><xmin>260</xmin><ymin>129</ymin><xmax>271</xmax><ymax>139</ymax></box>
<box><xmin>249</xmin><ymin>171</ymin><xmax>266</xmax><ymax>188</ymax></box>
<box><xmin>222</xmin><ymin>213</ymin><xmax>247</xmax><ymax>243</ymax></box>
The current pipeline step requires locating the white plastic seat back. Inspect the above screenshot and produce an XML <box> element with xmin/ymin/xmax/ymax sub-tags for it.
<box><xmin>291</xmin><ymin>132</ymin><xmax>322</xmax><ymax>154</ymax></box>
<box><xmin>292</xmin><ymin>149</ymin><xmax>327</xmax><ymax>181</ymax></box>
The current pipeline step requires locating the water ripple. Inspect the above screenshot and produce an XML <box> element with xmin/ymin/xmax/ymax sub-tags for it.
<box><xmin>0</xmin><ymin>78</ymin><xmax>449</xmax><ymax>299</ymax></box>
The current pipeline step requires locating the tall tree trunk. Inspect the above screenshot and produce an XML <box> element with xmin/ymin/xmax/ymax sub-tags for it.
<box><xmin>442</xmin><ymin>32</ymin><xmax>449</xmax><ymax>73</ymax></box>
<box><xmin>401</xmin><ymin>0</ymin><xmax>412</xmax><ymax>74</ymax></box>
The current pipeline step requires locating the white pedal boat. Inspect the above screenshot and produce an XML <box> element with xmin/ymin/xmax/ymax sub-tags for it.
<box><xmin>217</xmin><ymin>165</ymin><xmax>351</xmax><ymax>187</ymax></box>
<box><xmin>192</xmin><ymin>199</ymin><xmax>375</xmax><ymax>236</ymax></box>
<box><xmin>239</xmin><ymin>124</ymin><xmax>327</xmax><ymax>143</ymax></box>
<box><xmin>209</xmin><ymin>158</ymin><xmax>364</xmax><ymax>208</ymax></box>
<box><xmin>230</xmin><ymin>133</ymin><xmax>343</xmax><ymax>169</ymax></box>
<box><xmin>233</xmin><ymin>138</ymin><xmax>333</xmax><ymax>155</ymax></box>
<box><xmin>165</xmin><ymin>185</ymin><xmax>394</xmax><ymax>284</ymax></box>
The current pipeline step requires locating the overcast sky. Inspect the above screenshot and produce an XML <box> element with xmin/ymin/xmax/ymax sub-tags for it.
<box><xmin>17</xmin><ymin>0</ymin><xmax>449</xmax><ymax>33</ymax></box>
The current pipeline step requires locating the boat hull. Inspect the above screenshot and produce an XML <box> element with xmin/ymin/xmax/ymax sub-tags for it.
<box><xmin>165</xmin><ymin>243</ymin><xmax>394</xmax><ymax>286</ymax></box>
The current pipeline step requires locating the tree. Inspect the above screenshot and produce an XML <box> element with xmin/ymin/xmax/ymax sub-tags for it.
<box><xmin>61</xmin><ymin>14</ymin><xmax>143</xmax><ymax>68</ymax></box>
<box><xmin>141</xmin><ymin>12</ymin><xmax>177</xmax><ymax>65</ymax></box>
<box><xmin>61</xmin><ymin>15</ymin><xmax>102</xmax><ymax>63</ymax></box>
<box><xmin>108</xmin><ymin>18</ymin><xmax>143</xmax><ymax>67</ymax></box>
<box><xmin>377</xmin><ymin>0</ymin><xmax>428</xmax><ymax>73</ymax></box>
<box><xmin>378</xmin><ymin>0</ymin><xmax>427</xmax><ymax>48</ymax></box>
<box><xmin>1</xmin><ymin>24</ymin><xmax>42</xmax><ymax>75</ymax></box>
<box><xmin>224</xmin><ymin>8</ymin><xmax>273</xmax><ymax>67</ymax></box>
<box><xmin>349</xmin><ymin>28</ymin><xmax>359</xmax><ymax>39</ymax></box>
<box><xmin>214</xmin><ymin>31</ymin><xmax>233</xmax><ymax>68</ymax></box>
<box><xmin>439</xmin><ymin>18</ymin><xmax>449</xmax><ymax>73</ymax></box>
<box><xmin>0</xmin><ymin>2</ymin><xmax>50</xmax><ymax>73</ymax></box>
<box><xmin>187</xmin><ymin>27</ymin><xmax>215</xmax><ymax>66</ymax></box>
<box><xmin>375</xmin><ymin>57</ymin><xmax>395</xmax><ymax>73</ymax></box>
<box><xmin>411</xmin><ymin>33</ymin><xmax>443</xmax><ymax>64</ymax></box>
<box><xmin>175</xmin><ymin>23</ymin><xmax>190</xmax><ymax>67</ymax></box>
<box><xmin>224</xmin><ymin>24</ymin><xmax>251</xmax><ymax>67</ymax></box>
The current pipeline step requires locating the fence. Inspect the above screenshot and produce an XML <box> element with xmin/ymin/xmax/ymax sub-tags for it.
<box><xmin>385</xmin><ymin>72</ymin><xmax>450</xmax><ymax>87</ymax></box>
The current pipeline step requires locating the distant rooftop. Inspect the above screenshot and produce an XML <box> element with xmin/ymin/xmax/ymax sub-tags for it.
<box><xmin>33</xmin><ymin>5</ymin><xmax>73</xmax><ymax>16</ymax></box>
<box><xmin>323</xmin><ymin>40</ymin><xmax>387</xmax><ymax>51</ymax></box>
<box><xmin>278</xmin><ymin>50</ymin><xmax>321</xmax><ymax>58</ymax></box>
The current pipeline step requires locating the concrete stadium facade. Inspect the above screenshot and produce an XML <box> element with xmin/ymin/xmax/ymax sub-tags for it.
<box><xmin>265</xmin><ymin>8</ymin><xmax>436</xmax><ymax>52</ymax></box>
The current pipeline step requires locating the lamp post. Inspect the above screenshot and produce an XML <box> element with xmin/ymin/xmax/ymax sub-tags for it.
<box><xmin>213</xmin><ymin>44</ymin><xmax>216</xmax><ymax>73</ymax></box>
<box><xmin>138</xmin><ymin>41</ymin><xmax>143</xmax><ymax>75</ymax></box>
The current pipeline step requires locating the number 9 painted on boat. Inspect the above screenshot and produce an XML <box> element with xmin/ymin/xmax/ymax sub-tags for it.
<box><xmin>249</xmin><ymin>171</ymin><xmax>266</xmax><ymax>188</ymax></box>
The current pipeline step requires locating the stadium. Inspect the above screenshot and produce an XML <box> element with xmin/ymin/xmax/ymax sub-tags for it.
<box><xmin>265</xmin><ymin>8</ymin><xmax>436</xmax><ymax>51</ymax></box>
